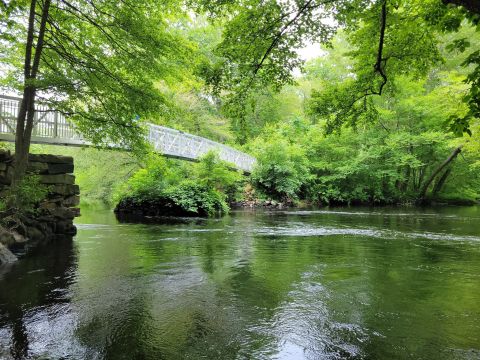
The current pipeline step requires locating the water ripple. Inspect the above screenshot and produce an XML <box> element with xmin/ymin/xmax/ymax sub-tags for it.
<box><xmin>255</xmin><ymin>225</ymin><xmax>480</xmax><ymax>243</ymax></box>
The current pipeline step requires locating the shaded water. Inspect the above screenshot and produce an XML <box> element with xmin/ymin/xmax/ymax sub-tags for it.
<box><xmin>1</xmin><ymin>206</ymin><xmax>480</xmax><ymax>359</ymax></box>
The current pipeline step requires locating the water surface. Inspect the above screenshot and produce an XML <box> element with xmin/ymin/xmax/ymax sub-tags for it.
<box><xmin>1</xmin><ymin>206</ymin><xmax>480</xmax><ymax>359</ymax></box>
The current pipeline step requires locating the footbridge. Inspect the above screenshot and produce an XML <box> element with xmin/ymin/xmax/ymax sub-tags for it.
<box><xmin>0</xmin><ymin>95</ymin><xmax>256</xmax><ymax>172</ymax></box>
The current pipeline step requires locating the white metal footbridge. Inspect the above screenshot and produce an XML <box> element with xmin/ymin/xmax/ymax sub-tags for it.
<box><xmin>0</xmin><ymin>95</ymin><xmax>256</xmax><ymax>172</ymax></box>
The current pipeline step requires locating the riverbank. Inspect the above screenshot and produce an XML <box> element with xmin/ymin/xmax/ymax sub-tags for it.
<box><xmin>0</xmin><ymin>150</ymin><xmax>80</xmax><ymax>264</ymax></box>
<box><xmin>113</xmin><ymin>195</ymin><xmax>480</xmax><ymax>223</ymax></box>
<box><xmin>0</xmin><ymin>209</ymin><xmax>77</xmax><ymax>263</ymax></box>
<box><xmin>233</xmin><ymin>196</ymin><xmax>480</xmax><ymax>210</ymax></box>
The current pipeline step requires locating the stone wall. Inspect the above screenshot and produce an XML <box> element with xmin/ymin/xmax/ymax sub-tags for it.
<box><xmin>0</xmin><ymin>149</ymin><xmax>80</xmax><ymax>264</ymax></box>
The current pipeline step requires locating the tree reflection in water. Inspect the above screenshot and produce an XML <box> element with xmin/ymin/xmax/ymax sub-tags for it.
<box><xmin>0</xmin><ymin>237</ymin><xmax>76</xmax><ymax>359</ymax></box>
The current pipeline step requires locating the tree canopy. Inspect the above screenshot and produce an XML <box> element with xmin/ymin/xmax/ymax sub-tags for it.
<box><xmin>1</xmin><ymin>0</ymin><xmax>198</xmax><ymax>148</ymax></box>
<box><xmin>1</xmin><ymin>0</ymin><xmax>480</xmax><ymax>208</ymax></box>
<box><xmin>195</xmin><ymin>0</ymin><xmax>480</xmax><ymax>135</ymax></box>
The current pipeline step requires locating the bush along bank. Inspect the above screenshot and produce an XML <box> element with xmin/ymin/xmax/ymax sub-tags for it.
<box><xmin>0</xmin><ymin>150</ymin><xmax>80</xmax><ymax>264</ymax></box>
<box><xmin>242</xmin><ymin>123</ymin><xmax>480</xmax><ymax>207</ymax></box>
<box><xmin>114</xmin><ymin>152</ymin><xmax>242</xmax><ymax>220</ymax></box>
<box><xmin>115</xmin><ymin>181</ymin><xmax>229</xmax><ymax>218</ymax></box>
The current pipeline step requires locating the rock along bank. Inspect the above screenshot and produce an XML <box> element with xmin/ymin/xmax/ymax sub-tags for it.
<box><xmin>0</xmin><ymin>149</ymin><xmax>80</xmax><ymax>264</ymax></box>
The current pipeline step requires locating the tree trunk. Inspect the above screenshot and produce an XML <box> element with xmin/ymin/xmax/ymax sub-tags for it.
<box><xmin>417</xmin><ymin>166</ymin><xmax>426</xmax><ymax>192</ymax></box>
<box><xmin>12</xmin><ymin>89</ymin><xmax>36</xmax><ymax>186</ymax></box>
<box><xmin>418</xmin><ymin>145</ymin><xmax>463</xmax><ymax>201</ymax></box>
<box><xmin>12</xmin><ymin>95</ymin><xmax>32</xmax><ymax>191</ymax></box>
<box><xmin>411</xmin><ymin>168</ymin><xmax>416</xmax><ymax>190</ymax></box>
<box><xmin>397</xmin><ymin>166</ymin><xmax>410</xmax><ymax>193</ymax></box>
<box><xmin>432</xmin><ymin>168</ymin><xmax>452</xmax><ymax>195</ymax></box>
<box><xmin>9</xmin><ymin>0</ymin><xmax>51</xmax><ymax>206</ymax></box>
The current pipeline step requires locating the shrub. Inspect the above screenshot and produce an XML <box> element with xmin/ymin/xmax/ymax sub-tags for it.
<box><xmin>195</xmin><ymin>151</ymin><xmax>243</xmax><ymax>202</ymax></box>
<box><xmin>113</xmin><ymin>154</ymin><xmax>175</xmax><ymax>203</ymax></box>
<box><xmin>165</xmin><ymin>180</ymin><xmax>228</xmax><ymax>216</ymax></box>
<box><xmin>115</xmin><ymin>151</ymin><xmax>240</xmax><ymax>217</ymax></box>
<box><xmin>4</xmin><ymin>175</ymin><xmax>50</xmax><ymax>215</ymax></box>
<box><xmin>250</xmin><ymin>139</ymin><xmax>311</xmax><ymax>201</ymax></box>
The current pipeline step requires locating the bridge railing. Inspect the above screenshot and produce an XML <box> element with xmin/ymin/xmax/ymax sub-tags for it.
<box><xmin>148</xmin><ymin>124</ymin><xmax>256</xmax><ymax>172</ymax></box>
<box><xmin>0</xmin><ymin>95</ymin><xmax>83</xmax><ymax>142</ymax></box>
<box><xmin>0</xmin><ymin>95</ymin><xmax>256</xmax><ymax>172</ymax></box>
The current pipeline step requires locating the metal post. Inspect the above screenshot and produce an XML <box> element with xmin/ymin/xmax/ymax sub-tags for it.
<box><xmin>53</xmin><ymin>111</ymin><xmax>58</xmax><ymax>138</ymax></box>
<box><xmin>0</xmin><ymin>101</ymin><xmax>3</xmax><ymax>133</ymax></box>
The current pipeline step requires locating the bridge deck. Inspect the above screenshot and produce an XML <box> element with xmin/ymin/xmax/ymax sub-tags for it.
<box><xmin>0</xmin><ymin>95</ymin><xmax>256</xmax><ymax>172</ymax></box>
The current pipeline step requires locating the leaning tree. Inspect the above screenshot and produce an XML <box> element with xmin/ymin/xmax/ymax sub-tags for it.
<box><xmin>194</xmin><ymin>0</ymin><xmax>480</xmax><ymax>199</ymax></box>
<box><xmin>196</xmin><ymin>0</ymin><xmax>479</xmax><ymax>134</ymax></box>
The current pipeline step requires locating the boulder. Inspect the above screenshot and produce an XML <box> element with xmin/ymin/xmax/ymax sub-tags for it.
<box><xmin>0</xmin><ymin>149</ymin><xmax>11</xmax><ymax>162</ymax></box>
<box><xmin>0</xmin><ymin>228</ymin><xmax>15</xmax><ymax>247</ymax></box>
<box><xmin>0</xmin><ymin>171</ymin><xmax>10</xmax><ymax>185</ymax></box>
<box><xmin>63</xmin><ymin>195</ymin><xmax>80</xmax><ymax>207</ymax></box>
<box><xmin>29</xmin><ymin>154</ymin><xmax>73</xmax><ymax>164</ymax></box>
<box><xmin>27</xmin><ymin>161</ymin><xmax>49</xmax><ymax>173</ymax></box>
<box><xmin>0</xmin><ymin>243</ymin><xmax>17</xmax><ymax>264</ymax></box>
<box><xmin>47</xmin><ymin>162</ymin><xmax>74</xmax><ymax>174</ymax></box>
<box><xmin>115</xmin><ymin>196</ymin><xmax>209</xmax><ymax>218</ymax></box>
<box><xmin>48</xmin><ymin>207</ymin><xmax>76</xmax><ymax>220</ymax></box>
<box><xmin>40</xmin><ymin>174</ymin><xmax>75</xmax><ymax>185</ymax></box>
<box><xmin>39</xmin><ymin>200</ymin><xmax>58</xmax><ymax>210</ymax></box>
<box><xmin>26</xmin><ymin>226</ymin><xmax>46</xmax><ymax>242</ymax></box>
<box><xmin>70</xmin><ymin>208</ymin><xmax>81</xmax><ymax>217</ymax></box>
<box><xmin>55</xmin><ymin>220</ymin><xmax>76</xmax><ymax>235</ymax></box>
<box><xmin>51</xmin><ymin>184</ymin><xmax>80</xmax><ymax>196</ymax></box>
<box><xmin>13</xmin><ymin>232</ymin><xmax>27</xmax><ymax>243</ymax></box>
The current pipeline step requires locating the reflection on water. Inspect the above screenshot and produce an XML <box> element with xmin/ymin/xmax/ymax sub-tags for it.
<box><xmin>1</xmin><ymin>206</ymin><xmax>480</xmax><ymax>359</ymax></box>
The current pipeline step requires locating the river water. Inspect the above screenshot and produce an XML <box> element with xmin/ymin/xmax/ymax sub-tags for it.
<box><xmin>1</xmin><ymin>206</ymin><xmax>480</xmax><ymax>360</ymax></box>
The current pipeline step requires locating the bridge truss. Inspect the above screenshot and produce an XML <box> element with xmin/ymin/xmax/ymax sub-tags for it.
<box><xmin>0</xmin><ymin>95</ymin><xmax>256</xmax><ymax>172</ymax></box>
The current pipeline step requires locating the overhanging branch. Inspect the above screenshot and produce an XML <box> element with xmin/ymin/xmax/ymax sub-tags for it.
<box><xmin>372</xmin><ymin>0</ymin><xmax>388</xmax><ymax>96</ymax></box>
<box><xmin>442</xmin><ymin>0</ymin><xmax>480</xmax><ymax>15</ymax></box>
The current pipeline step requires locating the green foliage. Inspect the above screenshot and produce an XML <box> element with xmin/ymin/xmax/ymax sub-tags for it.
<box><xmin>165</xmin><ymin>180</ymin><xmax>228</xmax><ymax>216</ymax></box>
<box><xmin>113</xmin><ymin>154</ymin><xmax>172</xmax><ymax>203</ymax></box>
<box><xmin>243</xmin><ymin>40</ymin><xmax>480</xmax><ymax>205</ymax></box>
<box><xmin>115</xmin><ymin>152</ymin><xmax>239</xmax><ymax>216</ymax></box>
<box><xmin>196</xmin><ymin>0</ymin><xmax>480</xmax><ymax>135</ymax></box>
<box><xmin>305</xmin><ymin>128</ymin><xmax>459</xmax><ymax>204</ymax></box>
<box><xmin>194</xmin><ymin>151</ymin><xmax>242</xmax><ymax>202</ymax></box>
<box><xmin>312</xmin><ymin>2</ymin><xmax>479</xmax><ymax>135</ymax></box>
<box><xmin>0</xmin><ymin>0</ymin><xmax>198</xmax><ymax>149</ymax></box>
<box><xmin>224</xmin><ymin>88</ymin><xmax>283</xmax><ymax>144</ymax></box>
<box><xmin>5</xmin><ymin>175</ymin><xmax>50</xmax><ymax>215</ymax></box>
<box><xmin>196</xmin><ymin>0</ymin><xmax>337</xmax><ymax>94</ymax></box>
<box><xmin>250</xmin><ymin>134</ymin><xmax>311</xmax><ymax>201</ymax></box>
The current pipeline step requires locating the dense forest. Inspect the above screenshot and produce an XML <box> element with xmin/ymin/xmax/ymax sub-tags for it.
<box><xmin>1</xmin><ymin>0</ymin><xmax>480</xmax><ymax>216</ymax></box>
<box><xmin>17</xmin><ymin>25</ymin><xmax>480</xmax><ymax>213</ymax></box>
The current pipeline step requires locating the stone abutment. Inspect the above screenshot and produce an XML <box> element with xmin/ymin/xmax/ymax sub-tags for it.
<box><xmin>0</xmin><ymin>149</ymin><xmax>80</xmax><ymax>264</ymax></box>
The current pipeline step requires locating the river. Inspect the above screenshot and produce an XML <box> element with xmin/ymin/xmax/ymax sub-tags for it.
<box><xmin>0</xmin><ymin>206</ymin><xmax>479</xmax><ymax>359</ymax></box>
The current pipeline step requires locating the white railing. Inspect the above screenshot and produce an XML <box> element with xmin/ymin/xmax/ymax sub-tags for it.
<box><xmin>0</xmin><ymin>95</ymin><xmax>256</xmax><ymax>172</ymax></box>
<box><xmin>0</xmin><ymin>95</ymin><xmax>83</xmax><ymax>143</ymax></box>
<box><xmin>148</xmin><ymin>124</ymin><xmax>256</xmax><ymax>172</ymax></box>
